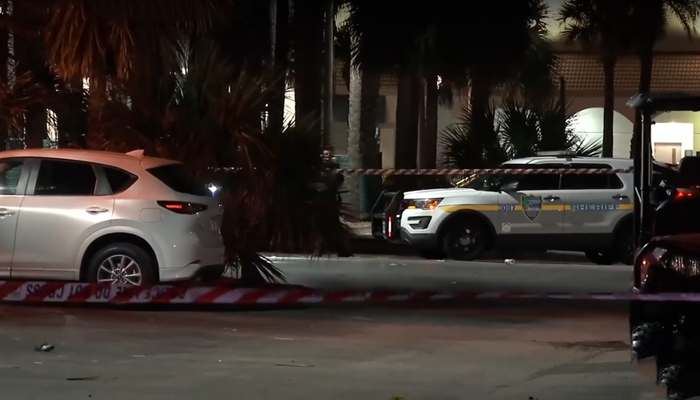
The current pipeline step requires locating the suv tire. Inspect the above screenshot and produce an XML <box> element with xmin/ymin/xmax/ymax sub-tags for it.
<box><xmin>86</xmin><ymin>242</ymin><xmax>157</xmax><ymax>286</ymax></box>
<box><xmin>442</xmin><ymin>218</ymin><xmax>487</xmax><ymax>261</ymax></box>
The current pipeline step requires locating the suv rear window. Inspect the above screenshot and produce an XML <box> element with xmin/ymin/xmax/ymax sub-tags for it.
<box><xmin>147</xmin><ymin>164</ymin><xmax>210</xmax><ymax>196</ymax></box>
<box><xmin>104</xmin><ymin>167</ymin><xmax>137</xmax><ymax>194</ymax></box>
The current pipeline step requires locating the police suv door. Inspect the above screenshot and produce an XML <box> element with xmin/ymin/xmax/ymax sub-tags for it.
<box><xmin>558</xmin><ymin>162</ymin><xmax>631</xmax><ymax>247</ymax></box>
<box><xmin>496</xmin><ymin>164</ymin><xmax>564</xmax><ymax>237</ymax></box>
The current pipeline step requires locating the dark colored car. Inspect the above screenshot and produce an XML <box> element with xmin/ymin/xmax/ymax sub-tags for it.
<box><xmin>630</xmin><ymin>156</ymin><xmax>700</xmax><ymax>400</ymax></box>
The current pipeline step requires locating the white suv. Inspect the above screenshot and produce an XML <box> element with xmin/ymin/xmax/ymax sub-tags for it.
<box><xmin>0</xmin><ymin>148</ymin><xmax>224</xmax><ymax>285</ymax></box>
<box><xmin>374</xmin><ymin>154</ymin><xmax>672</xmax><ymax>265</ymax></box>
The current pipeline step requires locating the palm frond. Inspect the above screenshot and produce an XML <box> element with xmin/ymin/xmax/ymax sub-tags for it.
<box><xmin>42</xmin><ymin>0</ymin><xmax>232</xmax><ymax>85</ymax></box>
<box><xmin>440</xmin><ymin>93</ymin><xmax>594</xmax><ymax>170</ymax></box>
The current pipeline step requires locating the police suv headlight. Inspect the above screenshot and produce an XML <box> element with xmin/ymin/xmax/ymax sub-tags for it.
<box><xmin>405</xmin><ymin>198</ymin><xmax>443</xmax><ymax>210</ymax></box>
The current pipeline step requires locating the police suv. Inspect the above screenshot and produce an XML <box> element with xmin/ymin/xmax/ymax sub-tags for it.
<box><xmin>372</xmin><ymin>152</ymin><xmax>654</xmax><ymax>265</ymax></box>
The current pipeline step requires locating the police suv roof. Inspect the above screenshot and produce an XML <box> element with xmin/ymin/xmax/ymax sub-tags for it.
<box><xmin>502</xmin><ymin>156</ymin><xmax>633</xmax><ymax>168</ymax></box>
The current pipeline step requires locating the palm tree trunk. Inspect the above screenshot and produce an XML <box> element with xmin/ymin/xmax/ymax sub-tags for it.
<box><xmin>57</xmin><ymin>79</ymin><xmax>87</xmax><ymax>148</ymax></box>
<box><xmin>394</xmin><ymin>66</ymin><xmax>420</xmax><ymax>169</ymax></box>
<box><xmin>321</xmin><ymin>0</ymin><xmax>334</xmax><ymax>146</ymax></box>
<box><xmin>469</xmin><ymin>68</ymin><xmax>492</xmax><ymax>166</ymax></box>
<box><xmin>346</xmin><ymin>63</ymin><xmax>361</xmax><ymax>218</ymax></box>
<box><xmin>0</xmin><ymin>0</ymin><xmax>7</xmax><ymax>150</ymax></box>
<box><xmin>292</xmin><ymin>0</ymin><xmax>324</xmax><ymax>134</ymax></box>
<box><xmin>24</xmin><ymin>107</ymin><xmax>47</xmax><ymax>148</ymax></box>
<box><xmin>359</xmin><ymin>69</ymin><xmax>380</xmax><ymax>164</ymax></box>
<box><xmin>14</xmin><ymin>42</ymin><xmax>47</xmax><ymax>149</ymax></box>
<box><xmin>601</xmin><ymin>55</ymin><xmax>616</xmax><ymax>158</ymax></box>
<box><xmin>420</xmin><ymin>71</ymin><xmax>438</xmax><ymax>168</ymax></box>
<box><xmin>269</xmin><ymin>0</ymin><xmax>289</xmax><ymax>133</ymax></box>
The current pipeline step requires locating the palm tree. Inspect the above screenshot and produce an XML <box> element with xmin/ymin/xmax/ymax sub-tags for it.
<box><xmin>83</xmin><ymin>43</ymin><xmax>343</xmax><ymax>283</ymax></box>
<box><xmin>346</xmin><ymin>0</ymin><xmax>429</xmax><ymax>170</ymax></box>
<box><xmin>7</xmin><ymin>0</ymin><xmax>52</xmax><ymax>148</ymax></box>
<box><xmin>41</xmin><ymin>0</ymin><xmax>230</xmax><ymax>125</ymax></box>
<box><xmin>268</xmin><ymin>0</ymin><xmax>291</xmax><ymax>134</ymax></box>
<box><xmin>440</xmin><ymin>94</ymin><xmax>602</xmax><ymax>169</ymax></box>
<box><xmin>291</xmin><ymin>0</ymin><xmax>326</xmax><ymax>136</ymax></box>
<box><xmin>558</xmin><ymin>0</ymin><xmax>635</xmax><ymax>157</ymax></box>
<box><xmin>629</xmin><ymin>0</ymin><xmax>700</xmax><ymax>156</ymax></box>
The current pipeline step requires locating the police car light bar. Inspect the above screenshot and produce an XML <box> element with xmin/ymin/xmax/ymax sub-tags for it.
<box><xmin>536</xmin><ymin>150</ymin><xmax>577</xmax><ymax>157</ymax></box>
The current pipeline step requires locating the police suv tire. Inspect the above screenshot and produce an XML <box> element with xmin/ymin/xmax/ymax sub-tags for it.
<box><xmin>85</xmin><ymin>243</ymin><xmax>157</xmax><ymax>286</ymax></box>
<box><xmin>442</xmin><ymin>218</ymin><xmax>486</xmax><ymax>261</ymax></box>
<box><xmin>584</xmin><ymin>251</ymin><xmax>616</xmax><ymax>265</ymax></box>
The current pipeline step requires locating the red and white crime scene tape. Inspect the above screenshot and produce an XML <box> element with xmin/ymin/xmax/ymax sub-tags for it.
<box><xmin>334</xmin><ymin>168</ymin><xmax>632</xmax><ymax>175</ymax></box>
<box><xmin>0</xmin><ymin>281</ymin><xmax>695</xmax><ymax>305</ymax></box>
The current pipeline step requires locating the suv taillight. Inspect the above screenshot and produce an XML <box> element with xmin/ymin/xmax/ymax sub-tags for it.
<box><xmin>157</xmin><ymin>201</ymin><xmax>208</xmax><ymax>215</ymax></box>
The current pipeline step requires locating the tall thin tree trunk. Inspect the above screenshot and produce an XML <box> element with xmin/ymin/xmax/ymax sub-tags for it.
<box><xmin>269</xmin><ymin>0</ymin><xmax>288</xmax><ymax>133</ymax></box>
<box><xmin>602</xmin><ymin>56</ymin><xmax>616</xmax><ymax>158</ymax></box>
<box><xmin>0</xmin><ymin>0</ymin><xmax>7</xmax><ymax>150</ymax></box>
<box><xmin>420</xmin><ymin>71</ymin><xmax>438</xmax><ymax>168</ymax></box>
<box><xmin>346</xmin><ymin>62</ymin><xmax>361</xmax><ymax>218</ymax></box>
<box><xmin>57</xmin><ymin>78</ymin><xmax>87</xmax><ymax>148</ymax></box>
<box><xmin>359</xmin><ymin>70</ymin><xmax>380</xmax><ymax>164</ymax></box>
<box><xmin>631</xmin><ymin>47</ymin><xmax>653</xmax><ymax>158</ymax></box>
<box><xmin>14</xmin><ymin>27</ymin><xmax>48</xmax><ymax>148</ymax></box>
<box><xmin>292</xmin><ymin>0</ymin><xmax>324</xmax><ymax>137</ymax></box>
<box><xmin>321</xmin><ymin>0</ymin><xmax>334</xmax><ymax>147</ymax></box>
<box><xmin>394</xmin><ymin>66</ymin><xmax>420</xmax><ymax>169</ymax></box>
<box><xmin>468</xmin><ymin>68</ymin><xmax>492</xmax><ymax>167</ymax></box>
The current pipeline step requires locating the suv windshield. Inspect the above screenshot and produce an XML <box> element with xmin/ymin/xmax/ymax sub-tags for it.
<box><xmin>147</xmin><ymin>164</ymin><xmax>211</xmax><ymax>197</ymax></box>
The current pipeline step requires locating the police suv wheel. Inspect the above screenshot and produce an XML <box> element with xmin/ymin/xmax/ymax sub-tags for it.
<box><xmin>442</xmin><ymin>219</ymin><xmax>486</xmax><ymax>261</ymax></box>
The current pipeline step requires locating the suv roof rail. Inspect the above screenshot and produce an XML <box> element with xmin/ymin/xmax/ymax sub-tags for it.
<box><xmin>536</xmin><ymin>150</ymin><xmax>577</xmax><ymax>158</ymax></box>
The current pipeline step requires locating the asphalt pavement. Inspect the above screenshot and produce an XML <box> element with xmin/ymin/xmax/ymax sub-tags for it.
<box><xmin>0</xmin><ymin>256</ymin><xmax>656</xmax><ymax>399</ymax></box>
<box><xmin>0</xmin><ymin>302</ymin><xmax>661</xmax><ymax>400</ymax></box>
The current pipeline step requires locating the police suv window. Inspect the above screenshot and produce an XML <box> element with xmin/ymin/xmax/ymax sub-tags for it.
<box><xmin>560</xmin><ymin>163</ymin><xmax>623</xmax><ymax>190</ymax></box>
<box><xmin>498</xmin><ymin>164</ymin><xmax>561</xmax><ymax>191</ymax></box>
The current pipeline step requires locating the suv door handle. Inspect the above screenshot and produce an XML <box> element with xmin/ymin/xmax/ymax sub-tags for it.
<box><xmin>0</xmin><ymin>208</ymin><xmax>15</xmax><ymax>217</ymax></box>
<box><xmin>85</xmin><ymin>206</ymin><xmax>109</xmax><ymax>215</ymax></box>
<box><xmin>543</xmin><ymin>195</ymin><xmax>560</xmax><ymax>201</ymax></box>
<box><xmin>612</xmin><ymin>194</ymin><xmax>629</xmax><ymax>200</ymax></box>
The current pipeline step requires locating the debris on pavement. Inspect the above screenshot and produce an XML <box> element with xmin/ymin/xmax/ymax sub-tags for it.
<box><xmin>34</xmin><ymin>343</ymin><xmax>54</xmax><ymax>352</ymax></box>
<box><xmin>504</xmin><ymin>259</ymin><xmax>515</xmax><ymax>264</ymax></box>
<box><xmin>276</xmin><ymin>362</ymin><xmax>313</xmax><ymax>368</ymax></box>
<box><xmin>66</xmin><ymin>376</ymin><xmax>99</xmax><ymax>381</ymax></box>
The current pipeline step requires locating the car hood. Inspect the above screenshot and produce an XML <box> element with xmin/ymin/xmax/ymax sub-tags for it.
<box><xmin>653</xmin><ymin>233</ymin><xmax>700</xmax><ymax>254</ymax></box>
<box><xmin>404</xmin><ymin>188</ymin><xmax>495</xmax><ymax>199</ymax></box>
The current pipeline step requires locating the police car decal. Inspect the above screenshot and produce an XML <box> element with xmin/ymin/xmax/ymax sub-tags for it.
<box><xmin>521</xmin><ymin>195</ymin><xmax>542</xmax><ymax>221</ymax></box>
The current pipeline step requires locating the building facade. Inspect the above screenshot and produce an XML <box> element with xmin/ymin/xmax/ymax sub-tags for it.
<box><xmin>326</xmin><ymin>1</ymin><xmax>700</xmax><ymax>166</ymax></box>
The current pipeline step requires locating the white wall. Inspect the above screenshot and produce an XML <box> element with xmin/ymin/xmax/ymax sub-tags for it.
<box><xmin>651</xmin><ymin>122</ymin><xmax>695</xmax><ymax>158</ymax></box>
<box><xmin>570</xmin><ymin>107</ymin><xmax>633</xmax><ymax>158</ymax></box>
